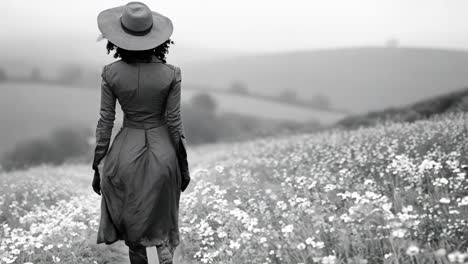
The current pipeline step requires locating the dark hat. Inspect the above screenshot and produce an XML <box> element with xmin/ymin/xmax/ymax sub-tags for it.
<box><xmin>97</xmin><ymin>2</ymin><xmax>173</xmax><ymax>51</ymax></box>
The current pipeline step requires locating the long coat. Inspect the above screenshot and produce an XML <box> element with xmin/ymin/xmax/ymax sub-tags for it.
<box><xmin>91</xmin><ymin>55</ymin><xmax>190</xmax><ymax>254</ymax></box>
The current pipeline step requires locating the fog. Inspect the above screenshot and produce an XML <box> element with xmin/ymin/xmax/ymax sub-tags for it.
<box><xmin>3</xmin><ymin>0</ymin><xmax>468</xmax><ymax>65</ymax></box>
<box><xmin>1</xmin><ymin>0</ymin><xmax>468</xmax><ymax>159</ymax></box>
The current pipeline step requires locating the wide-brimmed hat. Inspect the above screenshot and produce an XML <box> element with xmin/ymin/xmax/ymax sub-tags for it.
<box><xmin>97</xmin><ymin>2</ymin><xmax>173</xmax><ymax>51</ymax></box>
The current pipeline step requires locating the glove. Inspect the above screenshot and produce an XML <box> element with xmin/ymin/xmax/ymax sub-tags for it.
<box><xmin>92</xmin><ymin>169</ymin><xmax>101</xmax><ymax>196</ymax></box>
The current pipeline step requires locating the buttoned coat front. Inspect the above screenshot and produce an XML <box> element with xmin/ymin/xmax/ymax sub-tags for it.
<box><xmin>92</xmin><ymin>55</ymin><xmax>190</xmax><ymax>253</ymax></box>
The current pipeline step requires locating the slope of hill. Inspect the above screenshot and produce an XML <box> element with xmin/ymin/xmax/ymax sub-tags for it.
<box><xmin>0</xmin><ymin>83</ymin><xmax>102</xmax><ymax>157</ymax></box>
<box><xmin>337</xmin><ymin>87</ymin><xmax>468</xmax><ymax>129</ymax></box>
<box><xmin>0</xmin><ymin>82</ymin><xmax>341</xmax><ymax>155</ymax></box>
<box><xmin>1</xmin><ymin>113</ymin><xmax>467</xmax><ymax>263</ymax></box>
<box><xmin>7</xmin><ymin>46</ymin><xmax>468</xmax><ymax>115</ymax></box>
<box><xmin>182</xmin><ymin>47</ymin><xmax>468</xmax><ymax>113</ymax></box>
<box><xmin>182</xmin><ymin>89</ymin><xmax>346</xmax><ymax>123</ymax></box>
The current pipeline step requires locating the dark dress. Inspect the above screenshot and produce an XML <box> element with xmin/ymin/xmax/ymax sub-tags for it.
<box><xmin>91</xmin><ymin>56</ymin><xmax>190</xmax><ymax>259</ymax></box>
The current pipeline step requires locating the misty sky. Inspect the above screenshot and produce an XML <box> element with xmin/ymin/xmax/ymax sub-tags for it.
<box><xmin>2</xmin><ymin>0</ymin><xmax>468</xmax><ymax>71</ymax></box>
<box><xmin>4</xmin><ymin>0</ymin><xmax>468</xmax><ymax>51</ymax></box>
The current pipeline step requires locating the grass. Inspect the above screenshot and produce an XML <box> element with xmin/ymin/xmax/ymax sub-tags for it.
<box><xmin>1</xmin><ymin>113</ymin><xmax>468</xmax><ymax>263</ymax></box>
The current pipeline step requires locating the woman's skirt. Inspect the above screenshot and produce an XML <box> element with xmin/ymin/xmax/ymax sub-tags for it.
<box><xmin>96</xmin><ymin>123</ymin><xmax>181</xmax><ymax>256</ymax></box>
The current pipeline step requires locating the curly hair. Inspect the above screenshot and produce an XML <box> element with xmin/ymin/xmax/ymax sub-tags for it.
<box><xmin>106</xmin><ymin>39</ymin><xmax>174</xmax><ymax>63</ymax></box>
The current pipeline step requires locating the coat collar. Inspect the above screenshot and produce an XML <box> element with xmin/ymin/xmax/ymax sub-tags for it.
<box><xmin>127</xmin><ymin>55</ymin><xmax>162</xmax><ymax>63</ymax></box>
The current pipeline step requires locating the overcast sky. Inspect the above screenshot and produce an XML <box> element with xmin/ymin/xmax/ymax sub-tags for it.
<box><xmin>2</xmin><ymin>0</ymin><xmax>468</xmax><ymax>70</ymax></box>
<box><xmin>3</xmin><ymin>0</ymin><xmax>468</xmax><ymax>51</ymax></box>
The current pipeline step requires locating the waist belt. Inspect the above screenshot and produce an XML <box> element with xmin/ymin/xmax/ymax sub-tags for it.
<box><xmin>122</xmin><ymin>117</ymin><xmax>167</xmax><ymax>130</ymax></box>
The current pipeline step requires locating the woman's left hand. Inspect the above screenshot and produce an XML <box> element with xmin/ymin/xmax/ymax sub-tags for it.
<box><xmin>92</xmin><ymin>169</ymin><xmax>101</xmax><ymax>196</ymax></box>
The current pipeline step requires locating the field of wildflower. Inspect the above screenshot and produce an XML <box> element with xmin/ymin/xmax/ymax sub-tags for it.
<box><xmin>1</xmin><ymin>113</ymin><xmax>468</xmax><ymax>264</ymax></box>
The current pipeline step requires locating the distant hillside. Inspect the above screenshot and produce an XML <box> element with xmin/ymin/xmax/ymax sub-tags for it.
<box><xmin>337</xmin><ymin>87</ymin><xmax>468</xmax><ymax>129</ymax></box>
<box><xmin>182</xmin><ymin>47</ymin><xmax>468</xmax><ymax>113</ymax></box>
<box><xmin>182</xmin><ymin>89</ymin><xmax>346</xmax><ymax>123</ymax></box>
<box><xmin>7</xmin><ymin>46</ymin><xmax>468</xmax><ymax>114</ymax></box>
<box><xmin>0</xmin><ymin>82</ymin><xmax>339</xmax><ymax>155</ymax></box>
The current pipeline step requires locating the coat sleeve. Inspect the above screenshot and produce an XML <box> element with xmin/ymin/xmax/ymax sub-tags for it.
<box><xmin>166</xmin><ymin>67</ymin><xmax>186</xmax><ymax>148</ymax></box>
<box><xmin>92</xmin><ymin>66</ymin><xmax>116</xmax><ymax>171</ymax></box>
<box><xmin>166</xmin><ymin>66</ymin><xmax>190</xmax><ymax>191</ymax></box>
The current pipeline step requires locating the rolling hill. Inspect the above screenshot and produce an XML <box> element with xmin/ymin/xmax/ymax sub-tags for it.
<box><xmin>337</xmin><ymin>87</ymin><xmax>468</xmax><ymax>129</ymax></box>
<box><xmin>182</xmin><ymin>47</ymin><xmax>468</xmax><ymax>113</ymax></box>
<box><xmin>4</xmin><ymin>46</ymin><xmax>468</xmax><ymax>155</ymax></box>
<box><xmin>0</xmin><ymin>82</ymin><xmax>342</xmax><ymax>155</ymax></box>
<box><xmin>5</xmin><ymin>46</ymin><xmax>468</xmax><ymax>114</ymax></box>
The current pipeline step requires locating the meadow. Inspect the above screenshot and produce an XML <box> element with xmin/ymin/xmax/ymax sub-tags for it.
<box><xmin>1</xmin><ymin>113</ymin><xmax>468</xmax><ymax>264</ymax></box>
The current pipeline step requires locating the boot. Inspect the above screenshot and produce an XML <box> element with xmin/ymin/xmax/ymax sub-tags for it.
<box><xmin>129</xmin><ymin>245</ymin><xmax>148</xmax><ymax>264</ymax></box>
<box><xmin>157</xmin><ymin>246</ymin><xmax>173</xmax><ymax>264</ymax></box>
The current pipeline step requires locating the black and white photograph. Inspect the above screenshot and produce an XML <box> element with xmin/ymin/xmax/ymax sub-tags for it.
<box><xmin>1</xmin><ymin>1</ymin><xmax>468</xmax><ymax>263</ymax></box>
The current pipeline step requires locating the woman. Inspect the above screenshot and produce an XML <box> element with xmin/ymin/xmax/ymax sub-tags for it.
<box><xmin>91</xmin><ymin>2</ymin><xmax>190</xmax><ymax>264</ymax></box>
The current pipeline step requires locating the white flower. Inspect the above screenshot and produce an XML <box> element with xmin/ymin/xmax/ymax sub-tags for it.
<box><xmin>229</xmin><ymin>240</ymin><xmax>240</xmax><ymax>250</ymax></box>
<box><xmin>340</xmin><ymin>214</ymin><xmax>352</xmax><ymax>223</ymax></box>
<box><xmin>214</xmin><ymin>165</ymin><xmax>224</xmax><ymax>173</ymax></box>
<box><xmin>322</xmin><ymin>255</ymin><xmax>337</xmax><ymax>264</ymax></box>
<box><xmin>434</xmin><ymin>178</ymin><xmax>449</xmax><ymax>186</ymax></box>
<box><xmin>402</xmin><ymin>205</ymin><xmax>413</xmax><ymax>213</ymax></box>
<box><xmin>297</xmin><ymin>243</ymin><xmax>306</xmax><ymax>250</ymax></box>
<box><xmin>277</xmin><ymin>201</ymin><xmax>287</xmax><ymax>210</ymax></box>
<box><xmin>439</xmin><ymin>198</ymin><xmax>451</xmax><ymax>204</ymax></box>
<box><xmin>406</xmin><ymin>245</ymin><xmax>419</xmax><ymax>256</ymax></box>
<box><xmin>240</xmin><ymin>232</ymin><xmax>252</xmax><ymax>240</ymax></box>
<box><xmin>314</xmin><ymin>241</ymin><xmax>325</xmax><ymax>249</ymax></box>
<box><xmin>4</xmin><ymin>256</ymin><xmax>17</xmax><ymax>264</ymax></box>
<box><xmin>281</xmin><ymin>224</ymin><xmax>294</xmax><ymax>234</ymax></box>
<box><xmin>447</xmin><ymin>251</ymin><xmax>467</xmax><ymax>263</ymax></box>
<box><xmin>324</xmin><ymin>184</ymin><xmax>336</xmax><ymax>192</ymax></box>
<box><xmin>364</xmin><ymin>179</ymin><xmax>374</xmax><ymax>185</ymax></box>
<box><xmin>458</xmin><ymin>196</ymin><xmax>468</xmax><ymax>206</ymax></box>
<box><xmin>44</xmin><ymin>244</ymin><xmax>54</xmax><ymax>250</ymax></box>
<box><xmin>382</xmin><ymin>203</ymin><xmax>392</xmax><ymax>212</ymax></box>
<box><xmin>391</xmin><ymin>228</ymin><xmax>406</xmax><ymax>238</ymax></box>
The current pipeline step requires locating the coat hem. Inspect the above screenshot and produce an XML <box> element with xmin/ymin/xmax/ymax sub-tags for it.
<box><xmin>96</xmin><ymin>238</ymin><xmax>120</xmax><ymax>245</ymax></box>
<box><xmin>125</xmin><ymin>238</ymin><xmax>180</xmax><ymax>256</ymax></box>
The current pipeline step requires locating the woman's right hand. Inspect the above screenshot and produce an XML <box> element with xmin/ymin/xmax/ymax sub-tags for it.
<box><xmin>92</xmin><ymin>169</ymin><xmax>101</xmax><ymax>196</ymax></box>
